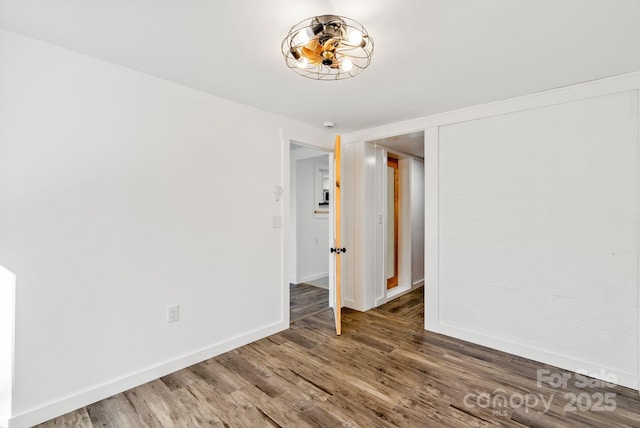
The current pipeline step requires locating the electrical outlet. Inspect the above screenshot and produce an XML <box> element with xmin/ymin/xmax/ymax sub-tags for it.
<box><xmin>167</xmin><ymin>305</ymin><xmax>180</xmax><ymax>323</ymax></box>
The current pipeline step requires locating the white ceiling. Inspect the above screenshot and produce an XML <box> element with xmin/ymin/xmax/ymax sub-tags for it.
<box><xmin>1</xmin><ymin>0</ymin><xmax>640</xmax><ymax>133</ymax></box>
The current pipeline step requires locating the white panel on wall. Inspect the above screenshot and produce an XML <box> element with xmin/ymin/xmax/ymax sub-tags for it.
<box><xmin>410</xmin><ymin>159</ymin><xmax>425</xmax><ymax>285</ymax></box>
<box><xmin>343</xmin><ymin>141</ymin><xmax>378</xmax><ymax>311</ymax></box>
<box><xmin>397</xmin><ymin>158</ymin><xmax>412</xmax><ymax>292</ymax></box>
<box><xmin>362</xmin><ymin>142</ymin><xmax>378</xmax><ymax>310</ymax></box>
<box><xmin>439</xmin><ymin>90</ymin><xmax>639</xmax><ymax>385</ymax></box>
<box><xmin>341</xmin><ymin>142</ymin><xmax>356</xmax><ymax>307</ymax></box>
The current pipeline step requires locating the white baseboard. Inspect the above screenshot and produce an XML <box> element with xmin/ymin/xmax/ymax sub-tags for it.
<box><xmin>8</xmin><ymin>321</ymin><xmax>288</xmax><ymax>428</ymax></box>
<box><xmin>376</xmin><ymin>280</ymin><xmax>424</xmax><ymax>307</ymax></box>
<box><xmin>431</xmin><ymin>322</ymin><xmax>638</xmax><ymax>390</ymax></box>
<box><xmin>298</xmin><ymin>272</ymin><xmax>329</xmax><ymax>285</ymax></box>
<box><xmin>343</xmin><ymin>298</ymin><xmax>360</xmax><ymax>311</ymax></box>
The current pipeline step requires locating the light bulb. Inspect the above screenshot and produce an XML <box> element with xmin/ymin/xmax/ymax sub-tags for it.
<box><xmin>347</xmin><ymin>29</ymin><xmax>362</xmax><ymax>46</ymax></box>
<box><xmin>297</xmin><ymin>58</ymin><xmax>309</xmax><ymax>69</ymax></box>
<box><xmin>341</xmin><ymin>58</ymin><xmax>353</xmax><ymax>72</ymax></box>
<box><xmin>294</xmin><ymin>28</ymin><xmax>312</xmax><ymax>45</ymax></box>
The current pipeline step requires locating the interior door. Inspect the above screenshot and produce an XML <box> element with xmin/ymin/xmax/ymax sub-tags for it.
<box><xmin>328</xmin><ymin>135</ymin><xmax>342</xmax><ymax>335</ymax></box>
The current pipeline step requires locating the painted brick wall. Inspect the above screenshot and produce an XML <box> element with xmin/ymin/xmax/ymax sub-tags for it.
<box><xmin>438</xmin><ymin>90</ymin><xmax>639</xmax><ymax>381</ymax></box>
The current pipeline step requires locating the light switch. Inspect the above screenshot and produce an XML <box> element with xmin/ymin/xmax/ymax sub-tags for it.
<box><xmin>273</xmin><ymin>216</ymin><xmax>283</xmax><ymax>229</ymax></box>
<box><xmin>273</xmin><ymin>186</ymin><xmax>283</xmax><ymax>202</ymax></box>
<box><xmin>167</xmin><ymin>305</ymin><xmax>179</xmax><ymax>323</ymax></box>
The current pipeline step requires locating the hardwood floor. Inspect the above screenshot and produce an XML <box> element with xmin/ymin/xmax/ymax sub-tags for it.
<box><xmin>290</xmin><ymin>283</ymin><xmax>329</xmax><ymax>324</ymax></box>
<box><xmin>38</xmin><ymin>287</ymin><xmax>640</xmax><ymax>427</ymax></box>
<box><xmin>375</xmin><ymin>287</ymin><xmax>424</xmax><ymax>323</ymax></box>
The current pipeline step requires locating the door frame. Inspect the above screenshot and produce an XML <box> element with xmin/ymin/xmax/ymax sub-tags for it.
<box><xmin>281</xmin><ymin>133</ymin><xmax>333</xmax><ymax>327</ymax></box>
<box><xmin>386</xmin><ymin>156</ymin><xmax>400</xmax><ymax>290</ymax></box>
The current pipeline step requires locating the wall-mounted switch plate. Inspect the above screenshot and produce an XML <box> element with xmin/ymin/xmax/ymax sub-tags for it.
<box><xmin>273</xmin><ymin>185</ymin><xmax>283</xmax><ymax>201</ymax></box>
<box><xmin>167</xmin><ymin>305</ymin><xmax>180</xmax><ymax>323</ymax></box>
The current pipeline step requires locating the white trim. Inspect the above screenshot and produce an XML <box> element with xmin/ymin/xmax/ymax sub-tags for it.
<box><xmin>382</xmin><ymin>281</ymin><xmax>424</xmax><ymax>305</ymax></box>
<box><xmin>298</xmin><ymin>272</ymin><xmax>330</xmax><ymax>285</ymax></box>
<box><xmin>424</xmin><ymin>127</ymin><xmax>439</xmax><ymax>330</ymax></box>
<box><xmin>281</xmin><ymin>130</ymin><xmax>292</xmax><ymax>326</ymax></box>
<box><xmin>343</xmin><ymin>71</ymin><xmax>640</xmax><ymax>144</ymax></box>
<box><xmin>637</xmin><ymin>89</ymin><xmax>640</xmax><ymax>393</ymax></box>
<box><xmin>7</xmin><ymin>321</ymin><xmax>287</xmax><ymax>428</ymax></box>
<box><xmin>287</xmin><ymin>136</ymin><xmax>297</xmax><ymax>285</ymax></box>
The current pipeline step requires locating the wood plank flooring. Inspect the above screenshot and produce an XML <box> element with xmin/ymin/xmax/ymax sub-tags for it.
<box><xmin>290</xmin><ymin>283</ymin><xmax>329</xmax><ymax>324</ymax></box>
<box><xmin>38</xmin><ymin>287</ymin><xmax>640</xmax><ymax>427</ymax></box>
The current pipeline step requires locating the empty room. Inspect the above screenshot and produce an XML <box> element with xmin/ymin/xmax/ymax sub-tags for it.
<box><xmin>1</xmin><ymin>1</ymin><xmax>640</xmax><ymax>427</ymax></box>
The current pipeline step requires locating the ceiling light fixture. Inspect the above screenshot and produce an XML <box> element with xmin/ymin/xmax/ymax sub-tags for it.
<box><xmin>282</xmin><ymin>15</ymin><xmax>373</xmax><ymax>80</ymax></box>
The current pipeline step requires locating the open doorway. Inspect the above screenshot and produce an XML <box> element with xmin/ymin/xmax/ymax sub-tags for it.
<box><xmin>376</xmin><ymin>132</ymin><xmax>425</xmax><ymax>301</ymax></box>
<box><xmin>338</xmin><ymin>131</ymin><xmax>425</xmax><ymax>325</ymax></box>
<box><xmin>367</xmin><ymin>133</ymin><xmax>426</xmax><ymax>326</ymax></box>
<box><xmin>288</xmin><ymin>143</ymin><xmax>331</xmax><ymax>324</ymax></box>
<box><xmin>372</xmin><ymin>132</ymin><xmax>425</xmax><ymax>323</ymax></box>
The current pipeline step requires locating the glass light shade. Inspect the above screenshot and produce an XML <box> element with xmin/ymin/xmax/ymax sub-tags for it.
<box><xmin>347</xmin><ymin>29</ymin><xmax>363</xmax><ymax>46</ymax></box>
<box><xmin>294</xmin><ymin>28</ymin><xmax>312</xmax><ymax>45</ymax></box>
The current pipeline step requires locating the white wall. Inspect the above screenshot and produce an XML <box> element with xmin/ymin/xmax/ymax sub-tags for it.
<box><xmin>410</xmin><ymin>159</ymin><xmax>425</xmax><ymax>285</ymax></box>
<box><xmin>438</xmin><ymin>90</ymin><xmax>639</xmax><ymax>386</ymax></box>
<box><xmin>344</xmin><ymin>71</ymin><xmax>640</xmax><ymax>390</ymax></box>
<box><xmin>341</xmin><ymin>141</ymin><xmax>376</xmax><ymax>311</ymax></box>
<box><xmin>0</xmin><ymin>29</ymin><xmax>329</xmax><ymax>427</ymax></box>
<box><xmin>397</xmin><ymin>157</ymin><xmax>425</xmax><ymax>290</ymax></box>
<box><xmin>0</xmin><ymin>266</ymin><xmax>15</xmax><ymax>428</ymax></box>
<box><xmin>295</xmin><ymin>155</ymin><xmax>329</xmax><ymax>284</ymax></box>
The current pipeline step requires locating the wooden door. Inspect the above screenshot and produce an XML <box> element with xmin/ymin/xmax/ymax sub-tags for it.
<box><xmin>328</xmin><ymin>136</ymin><xmax>343</xmax><ymax>335</ymax></box>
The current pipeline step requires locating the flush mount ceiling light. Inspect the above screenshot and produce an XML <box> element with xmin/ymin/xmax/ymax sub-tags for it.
<box><xmin>282</xmin><ymin>15</ymin><xmax>373</xmax><ymax>80</ymax></box>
